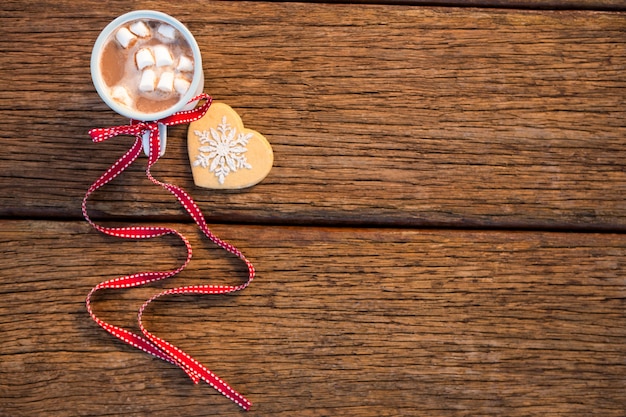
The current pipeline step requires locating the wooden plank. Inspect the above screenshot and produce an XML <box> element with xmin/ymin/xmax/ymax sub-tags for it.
<box><xmin>0</xmin><ymin>2</ymin><xmax>625</xmax><ymax>229</ymax></box>
<box><xmin>1</xmin><ymin>220</ymin><xmax>624</xmax><ymax>415</ymax></box>
<box><xmin>322</xmin><ymin>0</ymin><xmax>626</xmax><ymax>11</ymax></box>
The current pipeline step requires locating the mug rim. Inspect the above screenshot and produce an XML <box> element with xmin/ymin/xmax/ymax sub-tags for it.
<box><xmin>90</xmin><ymin>10</ymin><xmax>203</xmax><ymax>121</ymax></box>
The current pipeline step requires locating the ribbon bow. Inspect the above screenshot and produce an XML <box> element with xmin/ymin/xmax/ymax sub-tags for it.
<box><xmin>83</xmin><ymin>94</ymin><xmax>254</xmax><ymax>410</ymax></box>
<box><xmin>89</xmin><ymin>94</ymin><xmax>214</xmax><ymax>161</ymax></box>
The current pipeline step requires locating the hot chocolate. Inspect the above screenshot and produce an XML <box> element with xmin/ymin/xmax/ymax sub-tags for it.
<box><xmin>98</xmin><ymin>18</ymin><xmax>195</xmax><ymax>115</ymax></box>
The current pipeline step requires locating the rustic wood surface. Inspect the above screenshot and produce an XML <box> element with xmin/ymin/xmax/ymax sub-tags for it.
<box><xmin>326</xmin><ymin>0</ymin><xmax>626</xmax><ymax>10</ymax></box>
<box><xmin>0</xmin><ymin>0</ymin><xmax>624</xmax><ymax>416</ymax></box>
<box><xmin>1</xmin><ymin>221</ymin><xmax>625</xmax><ymax>416</ymax></box>
<box><xmin>1</xmin><ymin>0</ymin><xmax>625</xmax><ymax>229</ymax></box>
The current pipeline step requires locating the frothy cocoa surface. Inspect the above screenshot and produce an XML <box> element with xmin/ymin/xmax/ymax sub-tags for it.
<box><xmin>100</xmin><ymin>42</ymin><xmax>125</xmax><ymax>87</ymax></box>
<box><xmin>98</xmin><ymin>19</ymin><xmax>194</xmax><ymax>115</ymax></box>
<box><xmin>135</xmin><ymin>94</ymin><xmax>180</xmax><ymax>113</ymax></box>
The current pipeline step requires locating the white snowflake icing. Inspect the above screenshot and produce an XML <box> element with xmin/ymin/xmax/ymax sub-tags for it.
<box><xmin>193</xmin><ymin>116</ymin><xmax>253</xmax><ymax>184</ymax></box>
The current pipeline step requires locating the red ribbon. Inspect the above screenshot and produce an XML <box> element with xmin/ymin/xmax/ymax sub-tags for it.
<box><xmin>83</xmin><ymin>94</ymin><xmax>254</xmax><ymax>410</ymax></box>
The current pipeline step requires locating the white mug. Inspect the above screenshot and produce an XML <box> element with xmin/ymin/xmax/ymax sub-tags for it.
<box><xmin>91</xmin><ymin>10</ymin><xmax>204</xmax><ymax>156</ymax></box>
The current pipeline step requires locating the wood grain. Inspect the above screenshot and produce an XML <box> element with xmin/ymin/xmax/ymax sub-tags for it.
<box><xmin>1</xmin><ymin>2</ymin><xmax>625</xmax><ymax>415</ymax></box>
<box><xmin>324</xmin><ymin>0</ymin><xmax>626</xmax><ymax>11</ymax></box>
<box><xmin>0</xmin><ymin>220</ymin><xmax>624</xmax><ymax>416</ymax></box>
<box><xmin>0</xmin><ymin>1</ymin><xmax>624</xmax><ymax>229</ymax></box>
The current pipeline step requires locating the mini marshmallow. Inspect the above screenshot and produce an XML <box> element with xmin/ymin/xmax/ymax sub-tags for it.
<box><xmin>110</xmin><ymin>85</ymin><xmax>133</xmax><ymax>108</ymax></box>
<box><xmin>139</xmin><ymin>69</ymin><xmax>157</xmax><ymax>92</ymax></box>
<box><xmin>157</xmin><ymin>24</ymin><xmax>176</xmax><ymax>42</ymax></box>
<box><xmin>135</xmin><ymin>48</ymin><xmax>155</xmax><ymax>70</ymax></box>
<box><xmin>115</xmin><ymin>27</ymin><xmax>136</xmax><ymax>48</ymax></box>
<box><xmin>129</xmin><ymin>20</ymin><xmax>150</xmax><ymax>37</ymax></box>
<box><xmin>153</xmin><ymin>44</ymin><xmax>174</xmax><ymax>67</ymax></box>
<box><xmin>174</xmin><ymin>76</ymin><xmax>191</xmax><ymax>95</ymax></box>
<box><xmin>157</xmin><ymin>71</ymin><xmax>175</xmax><ymax>93</ymax></box>
<box><xmin>176</xmin><ymin>55</ymin><xmax>194</xmax><ymax>72</ymax></box>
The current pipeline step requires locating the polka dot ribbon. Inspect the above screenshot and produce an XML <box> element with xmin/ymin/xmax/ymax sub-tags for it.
<box><xmin>82</xmin><ymin>94</ymin><xmax>254</xmax><ymax>410</ymax></box>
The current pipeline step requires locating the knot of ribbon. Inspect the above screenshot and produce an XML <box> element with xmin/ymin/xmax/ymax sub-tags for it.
<box><xmin>83</xmin><ymin>93</ymin><xmax>254</xmax><ymax>410</ymax></box>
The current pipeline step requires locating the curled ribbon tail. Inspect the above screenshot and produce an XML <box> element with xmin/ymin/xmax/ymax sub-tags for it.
<box><xmin>84</xmin><ymin>92</ymin><xmax>254</xmax><ymax>410</ymax></box>
<box><xmin>137</xmin><ymin>290</ymin><xmax>252</xmax><ymax>411</ymax></box>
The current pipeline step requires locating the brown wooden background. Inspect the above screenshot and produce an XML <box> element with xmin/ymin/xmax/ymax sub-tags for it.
<box><xmin>1</xmin><ymin>1</ymin><xmax>624</xmax><ymax>416</ymax></box>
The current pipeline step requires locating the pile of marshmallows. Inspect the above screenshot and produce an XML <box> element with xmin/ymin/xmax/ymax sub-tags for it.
<box><xmin>111</xmin><ymin>20</ymin><xmax>194</xmax><ymax>107</ymax></box>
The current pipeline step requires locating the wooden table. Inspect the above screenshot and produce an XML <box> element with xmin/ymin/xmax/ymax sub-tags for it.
<box><xmin>1</xmin><ymin>1</ymin><xmax>624</xmax><ymax>415</ymax></box>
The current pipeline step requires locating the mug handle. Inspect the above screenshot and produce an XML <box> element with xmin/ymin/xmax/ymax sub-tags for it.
<box><xmin>142</xmin><ymin>123</ymin><xmax>167</xmax><ymax>157</ymax></box>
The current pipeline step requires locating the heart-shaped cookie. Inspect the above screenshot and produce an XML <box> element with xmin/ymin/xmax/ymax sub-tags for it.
<box><xmin>188</xmin><ymin>102</ymin><xmax>273</xmax><ymax>189</ymax></box>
